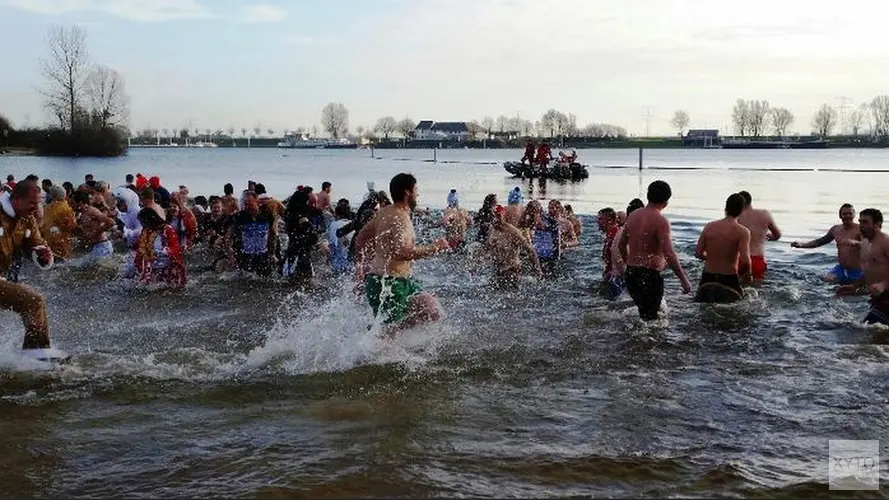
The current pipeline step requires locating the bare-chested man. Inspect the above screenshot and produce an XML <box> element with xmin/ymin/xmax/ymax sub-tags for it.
<box><xmin>71</xmin><ymin>190</ymin><xmax>116</xmax><ymax>260</ymax></box>
<box><xmin>791</xmin><ymin>203</ymin><xmax>862</xmax><ymax>284</ymax></box>
<box><xmin>737</xmin><ymin>190</ymin><xmax>781</xmax><ymax>281</ymax></box>
<box><xmin>505</xmin><ymin>187</ymin><xmax>524</xmax><ymax>226</ymax></box>
<box><xmin>355</xmin><ymin>173</ymin><xmax>450</xmax><ymax>334</ymax></box>
<box><xmin>441</xmin><ymin>189</ymin><xmax>470</xmax><ymax>250</ymax></box>
<box><xmin>693</xmin><ymin>193</ymin><xmax>751</xmax><ymax>303</ymax></box>
<box><xmin>221</xmin><ymin>183</ymin><xmax>239</xmax><ymax>216</ymax></box>
<box><xmin>485</xmin><ymin>205</ymin><xmax>541</xmax><ymax>289</ymax></box>
<box><xmin>837</xmin><ymin>209</ymin><xmax>889</xmax><ymax>325</ymax></box>
<box><xmin>618</xmin><ymin>180</ymin><xmax>692</xmax><ymax>320</ymax></box>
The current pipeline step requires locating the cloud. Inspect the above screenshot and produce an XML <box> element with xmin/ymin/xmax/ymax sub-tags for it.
<box><xmin>241</xmin><ymin>4</ymin><xmax>287</xmax><ymax>24</ymax></box>
<box><xmin>0</xmin><ymin>0</ymin><xmax>213</xmax><ymax>22</ymax></box>
<box><xmin>281</xmin><ymin>34</ymin><xmax>315</xmax><ymax>46</ymax></box>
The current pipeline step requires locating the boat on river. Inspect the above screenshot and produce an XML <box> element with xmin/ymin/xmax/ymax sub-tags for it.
<box><xmin>503</xmin><ymin>160</ymin><xmax>589</xmax><ymax>180</ymax></box>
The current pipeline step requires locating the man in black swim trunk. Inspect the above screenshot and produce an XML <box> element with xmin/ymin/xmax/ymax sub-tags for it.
<box><xmin>693</xmin><ymin>193</ymin><xmax>752</xmax><ymax>303</ymax></box>
<box><xmin>617</xmin><ymin>180</ymin><xmax>692</xmax><ymax>320</ymax></box>
<box><xmin>837</xmin><ymin>208</ymin><xmax>889</xmax><ymax>325</ymax></box>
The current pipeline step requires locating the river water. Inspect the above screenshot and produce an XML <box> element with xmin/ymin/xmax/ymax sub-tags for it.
<box><xmin>1</xmin><ymin>148</ymin><xmax>888</xmax><ymax>497</ymax></box>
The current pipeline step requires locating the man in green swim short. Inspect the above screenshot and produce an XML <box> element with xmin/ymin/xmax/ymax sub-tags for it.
<box><xmin>355</xmin><ymin>173</ymin><xmax>450</xmax><ymax>334</ymax></box>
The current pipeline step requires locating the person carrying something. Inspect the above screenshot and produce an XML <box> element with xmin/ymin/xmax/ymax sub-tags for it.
<box><xmin>693</xmin><ymin>193</ymin><xmax>751</xmax><ymax>303</ymax></box>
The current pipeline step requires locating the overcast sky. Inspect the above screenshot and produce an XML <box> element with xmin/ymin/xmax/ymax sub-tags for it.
<box><xmin>1</xmin><ymin>0</ymin><xmax>888</xmax><ymax>136</ymax></box>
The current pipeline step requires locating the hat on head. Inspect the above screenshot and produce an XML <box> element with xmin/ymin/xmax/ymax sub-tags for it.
<box><xmin>149</xmin><ymin>176</ymin><xmax>161</xmax><ymax>189</ymax></box>
<box><xmin>494</xmin><ymin>204</ymin><xmax>506</xmax><ymax>215</ymax></box>
<box><xmin>508</xmin><ymin>187</ymin><xmax>523</xmax><ymax>205</ymax></box>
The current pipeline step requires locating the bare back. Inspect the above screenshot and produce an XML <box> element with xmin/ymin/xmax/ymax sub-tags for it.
<box><xmin>505</xmin><ymin>205</ymin><xmax>524</xmax><ymax>226</ymax></box>
<box><xmin>738</xmin><ymin>208</ymin><xmax>778</xmax><ymax>256</ymax></box>
<box><xmin>78</xmin><ymin>205</ymin><xmax>111</xmax><ymax>243</ymax></box>
<box><xmin>368</xmin><ymin>205</ymin><xmax>415</xmax><ymax>277</ymax></box>
<box><xmin>487</xmin><ymin>223</ymin><xmax>526</xmax><ymax>272</ymax></box>
<box><xmin>623</xmin><ymin>206</ymin><xmax>669</xmax><ymax>271</ymax></box>
<box><xmin>863</xmin><ymin>231</ymin><xmax>889</xmax><ymax>290</ymax></box>
<box><xmin>697</xmin><ymin>218</ymin><xmax>750</xmax><ymax>275</ymax></box>
<box><xmin>441</xmin><ymin>207</ymin><xmax>469</xmax><ymax>240</ymax></box>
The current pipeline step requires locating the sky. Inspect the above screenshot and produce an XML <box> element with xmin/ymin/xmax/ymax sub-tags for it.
<box><xmin>1</xmin><ymin>0</ymin><xmax>888</xmax><ymax>136</ymax></box>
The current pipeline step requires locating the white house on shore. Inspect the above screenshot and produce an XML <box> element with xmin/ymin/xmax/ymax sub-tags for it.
<box><xmin>414</xmin><ymin>121</ymin><xmax>472</xmax><ymax>141</ymax></box>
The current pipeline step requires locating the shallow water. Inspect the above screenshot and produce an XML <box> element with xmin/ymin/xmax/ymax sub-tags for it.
<box><xmin>2</xmin><ymin>148</ymin><xmax>889</xmax><ymax>497</ymax></box>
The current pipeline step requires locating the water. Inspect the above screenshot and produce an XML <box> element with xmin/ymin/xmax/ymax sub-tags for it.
<box><xmin>2</xmin><ymin>148</ymin><xmax>889</xmax><ymax>497</ymax></box>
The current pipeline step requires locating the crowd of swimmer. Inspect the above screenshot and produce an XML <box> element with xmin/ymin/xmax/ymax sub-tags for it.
<box><xmin>2</xmin><ymin>168</ymin><xmax>888</xmax><ymax>354</ymax></box>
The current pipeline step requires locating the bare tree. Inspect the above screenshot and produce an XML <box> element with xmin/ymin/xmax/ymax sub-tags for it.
<box><xmin>770</xmin><ymin>108</ymin><xmax>794</xmax><ymax>137</ymax></box>
<box><xmin>267</xmin><ymin>128</ymin><xmax>274</xmax><ymax>137</ymax></box>
<box><xmin>253</xmin><ymin>126</ymin><xmax>260</xmax><ymax>137</ymax></box>
<box><xmin>670</xmin><ymin>110</ymin><xmax>690</xmax><ymax>136</ymax></box>
<box><xmin>847</xmin><ymin>109</ymin><xmax>864</xmax><ymax>137</ymax></box>
<box><xmin>396</xmin><ymin>117</ymin><xmax>416</xmax><ymax>139</ymax></box>
<box><xmin>85</xmin><ymin>64</ymin><xmax>129</xmax><ymax>129</ymax></box>
<box><xmin>812</xmin><ymin>104</ymin><xmax>838</xmax><ymax>137</ymax></box>
<box><xmin>227</xmin><ymin>126</ymin><xmax>235</xmax><ymax>137</ymax></box>
<box><xmin>41</xmin><ymin>25</ymin><xmax>91</xmax><ymax>131</ymax></box>
<box><xmin>321</xmin><ymin>102</ymin><xmax>349</xmax><ymax>139</ymax></box>
<box><xmin>355</xmin><ymin>125</ymin><xmax>365</xmax><ymax>137</ymax></box>
<box><xmin>732</xmin><ymin>99</ymin><xmax>750</xmax><ymax>136</ymax></box>
<box><xmin>520</xmin><ymin>119</ymin><xmax>534</xmax><ymax>137</ymax></box>
<box><xmin>748</xmin><ymin>100</ymin><xmax>770</xmax><ymax>138</ymax></box>
<box><xmin>871</xmin><ymin>95</ymin><xmax>889</xmax><ymax>138</ymax></box>
<box><xmin>496</xmin><ymin>115</ymin><xmax>510</xmax><ymax>133</ymax></box>
<box><xmin>373</xmin><ymin>116</ymin><xmax>397</xmax><ymax>139</ymax></box>
<box><xmin>480</xmin><ymin>116</ymin><xmax>495</xmax><ymax>136</ymax></box>
<box><xmin>541</xmin><ymin>109</ymin><xmax>568</xmax><ymax>137</ymax></box>
<box><xmin>241</xmin><ymin>127</ymin><xmax>247</xmax><ymax>138</ymax></box>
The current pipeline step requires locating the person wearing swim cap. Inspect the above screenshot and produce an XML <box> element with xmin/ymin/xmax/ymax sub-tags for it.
<box><xmin>693</xmin><ymin>193</ymin><xmax>751</xmax><ymax>303</ymax></box>
<box><xmin>0</xmin><ymin>181</ymin><xmax>56</xmax><ymax>350</ymax></box>
<box><xmin>791</xmin><ymin>203</ymin><xmax>862</xmax><ymax>284</ymax></box>
<box><xmin>355</xmin><ymin>173</ymin><xmax>450</xmax><ymax>336</ymax></box>
<box><xmin>837</xmin><ymin>209</ymin><xmax>889</xmax><ymax>325</ymax></box>
<box><xmin>617</xmin><ymin>181</ymin><xmax>692</xmax><ymax>321</ymax></box>
<box><xmin>441</xmin><ymin>189</ymin><xmax>469</xmax><ymax>251</ymax></box>
<box><xmin>737</xmin><ymin>190</ymin><xmax>781</xmax><ymax>281</ymax></box>
<box><xmin>505</xmin><ymin>187</ymin><xmax>524</xmax><ymax>226</ymax></box>
<box><xmin>486</xmin><ymin>204</ymin><xmax>542</xmax><ymax>289</ymax></box>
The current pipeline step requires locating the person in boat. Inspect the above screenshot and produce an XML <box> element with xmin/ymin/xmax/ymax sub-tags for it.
<box><xmin>535</xmin><ymin>143</ymin><xmax>553</xmax><ymax>170</ymax></box>
<box><xmin>521</xmin><ymin>139</ymin><xmax>536</xmax><ymax>165</ymax></box>
<box><xmin>791</xmin><ymin>203</ymin><xmax>862</xmax><ymax>284</ymax></box>
<box><xmin>837</xmin><ymin>209</ymin><xmax>889</xmax><ymax>325</ymax></box>
<box><xmin>0</xmin><ymin>181</ymin><xmax>56</xmax><ymax>350</ymax></box>
<box><xmin>559</xmin><ymin>149</ymin><xmax>577</xmax><ymax>163</ymax></box>
<box><xmin>134</xmin><ymin>207</ymin><xmax>187</xmax><ymax>288</ymax></box>
<box><xmin>693</xmin><ymin>193</ymin><xmax>751</xmax><ymax>303</ymax></box>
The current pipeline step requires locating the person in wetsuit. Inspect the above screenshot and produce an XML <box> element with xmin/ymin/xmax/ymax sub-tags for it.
<box><xmin>617</xmin><ymin>181</ymin><xmax>692</xmax><ymax>321</ymax></box>
<box><xmin>693</xmin><ymin>193</ymin><xmax>751</xmax><ymax>303</ymax></box>
<box><xmin>230</xmin><ymin>192</ymin><xmax>275</xmax><ymax>276</ymax></box>
<box><xmin>837</xmin><ymin>209</ymin><xmax>889</xmax><ymax>325</ymax></box>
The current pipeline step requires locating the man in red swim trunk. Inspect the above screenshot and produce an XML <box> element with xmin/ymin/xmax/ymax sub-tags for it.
<box><xmin>737</xmin><ymin>190</ymin><xmax>782</xmax><ymax>280</ymax></box>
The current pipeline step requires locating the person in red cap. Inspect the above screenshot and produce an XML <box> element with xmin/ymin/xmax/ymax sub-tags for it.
<box><xmin>135</xmin><ymin>173</ymin><xmax>149</xmax><ymax>191</ymax></box>
<box><xmin>149</xmin><ymin>176</ymin><xmax>172</xmax><ymax>208</ymax></box>
<box><xmin>484</xmin><ymin>204</ymin><xmax>541</xmax><ymax>289</ymax></box>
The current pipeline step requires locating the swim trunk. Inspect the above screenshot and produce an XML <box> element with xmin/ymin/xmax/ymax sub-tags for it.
<box><xmin>90</xmin><ymin>240</ymin><xmax>114</xmax><ymax>259</ymax></box>
<box><xmin>864</xmin><ymin>291</ymin><xmax>889</xmax><ymax>326</ymax></box>
<box><xmin>828</xmin><ymin>264</ymin><xmax>863</xmax><ymax>284</ymax></box>
<box><xmin>606</xmin><ymin>275</ymin><xmax>625</xmax><ymax>300</ymax></box>
<box><xmin>625</xmin><ymin>266</ymin><xmax>664</xmax><ymax>321</ymax></box>
<box><xmin>748</xmin><ymin>255</ymin><xmax>767</xmax><ymax>280</ymax></box>
<box><xmin>365</xmin><ymin>274</ymin><xmax>423</xmax><ymax>324</ymax></box>
<box><xmin>694</xmin><ymin>271</ymin><xmax>744</xmax><ymax>303</ymax></box>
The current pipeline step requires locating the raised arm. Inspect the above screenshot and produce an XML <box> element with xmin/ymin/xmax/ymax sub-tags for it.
<box><xmin>618</xmin><ymin>222</ymin><xmax>630</xmax><ymax>264</ymax></box>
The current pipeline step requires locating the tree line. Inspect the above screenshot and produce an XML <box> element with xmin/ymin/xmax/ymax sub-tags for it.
<box><xmin>668</xmin><ymin>97</ymin><xmax>889</xmax><ymax>139</ymax></box>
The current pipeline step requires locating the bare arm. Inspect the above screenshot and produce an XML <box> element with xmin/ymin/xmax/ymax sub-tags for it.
<box><xmin>739</xmin><ymin>228</ymin><xmax>752</xmax><ymax>279</ymax></box>
<box><xmin>694</xmin><ymin>226</ymin><xmax>707</xmax><ymax>260</ymax></box>
<box><xmin>618</xmin><ymin>222</ymin><xmax>630</xmax><ymax>264</ymax></box>
<box><xmin>658</xmin><ymin>219</ymin><xmax>690</xmax><ymax>286</ymax></box>
<box><xmin>353</xmin><ymin>217</ymin><xmax>378</xmax><ymax>263</ymax></box>
<box><xmin>389</xmin><ymin>227</ymin><xmax>443</xmax><ymax>261</ymax></box>
<box><xmin>514</xmin><ymin>226</ymin><xmax>541</xmax><ymax>275</ymax></box>
<box><xmin>766</xmin><ymin>212</ymin><xmax>782</xmax><ymax>241</ymax></box>
<box><xmin>794</xmin><ymin>228</ymin><xmax>833</xmax><ymax>249</ymax></box>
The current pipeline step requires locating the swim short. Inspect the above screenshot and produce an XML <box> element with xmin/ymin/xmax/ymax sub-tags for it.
<box><xmin>749</xmin><ymin>255</ymin><xmax>767</xmax><ymax>280</ymax></box>
<box><xmin>365</xmin><ymin>274</ymin><xmax>424</xmax><ymax>324</ymax></box>
<box><xmin>625</xmin><ymin>266</ymin><xmax>664</xmax><ymax>321</ymax></box>
<box><xmin>90</xmin><ymin>240</ymin><xmax>114</xmax><ymax>259</ymax></box>
<box><xmin>606</xmin><ymin>275</ymin><xmax>625</xmax><ymax>300</ymax></box>
<box><xmin>865</xmin><ymin>292</ymin><xmax>889</xmax><ymax>326</ymax></box>
<box><xmin>694</xmin><ymin>271</ymin><xmax>744</xmax><ymax>303</ymax></box>
<box><xmin>828</xmin><ymin>264</ymin><xmax>863</xmax><ymax>284</ymax></box>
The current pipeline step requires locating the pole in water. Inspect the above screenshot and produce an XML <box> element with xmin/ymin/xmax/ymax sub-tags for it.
<box><xmin>434</xmin><ymin>147</ymin><xmax>437</xmax><ymax>163</ymax></box>
<box><xmin>638</xmin><ymin>147</ymin><xmax>643</xmax><ymax>171</ymax></box>
<box><xmin>371</xmin><ymin>146</ymin><xmax>375</xmax><ymax>159</ymax></box>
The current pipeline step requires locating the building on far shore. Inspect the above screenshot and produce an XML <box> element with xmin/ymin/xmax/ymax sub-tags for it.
<box><xmin>414</xmin><ymin>121</ymin><xmax>472</xmax><ymax>141</ymax></box>
<box><xmin>683</xmin><ymin>129</ymin><xmax>720</xmax><ymax>148</ymax></box>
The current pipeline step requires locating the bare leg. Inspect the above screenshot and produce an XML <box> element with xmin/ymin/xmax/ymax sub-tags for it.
<box><xmin>0</xmin><ymin>281</ymin><xmax>51</xmax><ymax>349</ymax></box>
